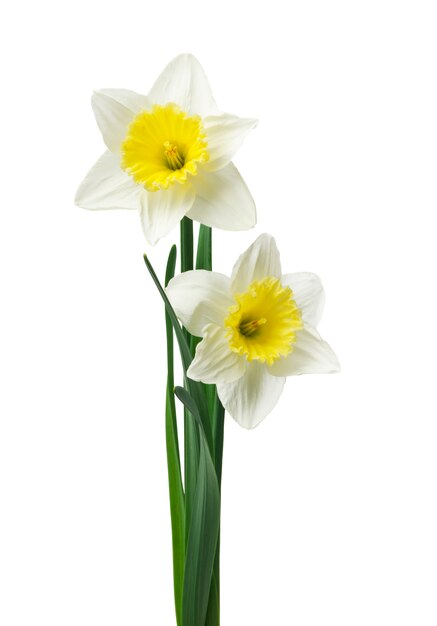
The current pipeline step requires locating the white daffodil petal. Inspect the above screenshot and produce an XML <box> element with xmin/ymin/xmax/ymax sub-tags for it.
<box><xmin>148</xmin><ymin>54</ymin><xmax>219</xmax><ymax>117</ymax></box>
<box><xmin>268</xmin><ymin>327</ymin><xmax>340</xmax><ymax>377</ymax></box>
<box><xmin>166</xmin><ymin>271</ymin><xmax>233</xmax><ymax>337</ymax></box>
<box><xmin>92</xmin><ymin>89</ymin><xmax>150</xmax><ymax>153</ymax></box>
<box><xmin>281</xmin><ymin>272</ymin><xmax>325</xmax><ymax>327</ymax></box>
<box><xmin>231</xmin><ymin>233</ymin><xmax>281</xmax><ymax>293</ymax></box>
<box><xmin>217</xmin><ymin>362</ymin><xmax>286</xmax><ymax>429</ymax></box>
<box><xmin>96</xmin><ymin>88</ymin><xmax>150</xmax><ymax>113</ymax></box>
<box><xmin>187</xmin><ymin>324</ymin><xmax>246</xmax><ymax>384</ymax></box>
<box><xmin>202</xmin><ymin>114</ymin><xmax>257</xmax><ymax>172</ymax></box>
<box><xmin>187</xmin><ymin>163</ymin><xmax>256</xmax><ymax>231</ymax></box>
<box><xmin>140</xmin><ymin>184</ymin><xmax>195</xmax><ymax>246</ymax></box>
<box><xmin>75</xmin><ymin>150</ymin><xmax>140</xmax><ymax>210</ymax></box>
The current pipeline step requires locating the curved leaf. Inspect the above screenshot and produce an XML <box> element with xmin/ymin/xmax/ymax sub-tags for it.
<box><xmin>175</xmin><ymin>387</ymin><xmax>220</xmax><ymax>626</ymax></box>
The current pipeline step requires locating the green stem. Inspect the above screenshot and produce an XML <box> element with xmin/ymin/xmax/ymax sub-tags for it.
<box><xmin>163</xmin><ymin>221</ymin><xmax>224</xmax><ymax>626</ymax></box>
<box><xmin>196</xmin><ymin>224</ymin><xmax>212</xmax><ymax>272</ymax></box>
<box><xmin>180</xmin><ymin>217</ymin><xmax>199</xmax><ymax>547</ymax></box>
<box><xmin>211</xmin><ymin>389</ymin><xmax>225</xmax><ymax>624</ymax></box>
<box><xmin>180</xmin><ymin>216</ymin><xmax>194</xmax><ymax>273</ymax></box>
<box><xmin>144</xmin><ymin>249</ymin><xmax>216</xmax><ymax>626</ymax></box>
<box><xmin>212</xmin><ymin>392</ymin><xmax>225</xmax><ymax>489</ymax></box>
<box><xmin>164</xmin><ymin>245</ymin><xmax>185</xmax><ymax>626</ymax></box>
<box><xmin>196</xmin><ymin>225</ymin><xmax>225</xmax><ymax>626</ymax></box>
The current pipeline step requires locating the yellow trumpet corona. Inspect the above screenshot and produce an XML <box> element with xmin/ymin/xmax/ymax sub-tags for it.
<box><xmin>225</xmin><ymin>277</ymin><xmax>303</xmax><ymax>365</ymax></box>
<box><xmin>121</xmin><ymin>104</ymin><xmax>209</xmax><ymax>191</ymax></box>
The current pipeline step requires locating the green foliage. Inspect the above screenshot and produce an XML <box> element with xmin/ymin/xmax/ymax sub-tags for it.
<box><xmin>175</xmin><ymin>388</ymin><xmax>220</xmax><ymax>626</ymax></box>
<box><xmin>144</xmin><ymin>222</ymin><xmax>225</xmax><ymax>626</ymax></box>
<box><xmin>164</xmin><ymin>246</ymin><xmax>185</xmax><ymax>626</ymax></box>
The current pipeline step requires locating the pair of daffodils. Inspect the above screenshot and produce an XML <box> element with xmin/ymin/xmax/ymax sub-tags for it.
<box><xmin>76</xmin><ymin>54</ymin><xmax>339</xmax><ymax>429</ymax></box>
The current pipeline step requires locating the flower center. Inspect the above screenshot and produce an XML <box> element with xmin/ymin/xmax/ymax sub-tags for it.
<box><xmin>225</xmin><ymin>277</ymin><xmax>303</xmax><ymax>365</ymax></box>
<box><xmin>163</xmin><ymin>141</ymin><xmax>185</xmax><ymax>170</ymax></box>
<box><xmin>239</xmin><ymin>317</ymin><xmax>267</xmax><ymax>336</ymax></box>
<box><xmin>121</xmin><ymin>103</ymin><xmax>209</xmax><ymax>192</ymax></box>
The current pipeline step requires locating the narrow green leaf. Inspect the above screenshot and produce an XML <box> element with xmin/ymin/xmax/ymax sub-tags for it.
<box><xmin>184</xmin><ymin>403</ymin><xmax>200</xmax><ymax>545</ymax></box>
<box><xmin>174</xmin><ymin>386</ymin><xmax>203</xmax><ymax>427</ymax></box>
<box><xmin>195</xmin><ymin>225</ymin><xmax>212</xmax><ymax>271</ymax></box>
<box><xmin>183</xmin><ymin>431</ymin><xmax>219</xmax><ymax>626</ymax></box>
<box><xmin>191</xmin><ymin>224</ymin><xmax>211</xmax><ymax>374</ymax></box>
<box><xmin>164</xmin><ymin>245</ymin><xmax>185</xmax><ymax>626</ymax></box>
<box><xmin>205</xmin><ymin>572</ymin><xmax>220</xmax><ymax>626</ymax></box>
<box><xmin>144</xmin><ymin>251</ymin><xmax>213</xmax><ymax>575</ymax></box>
<box><xmin>208</xmin><ymin>389</ymin><xmax>225</xmax><ymax>626</ymax></box>
<box><xmin>143</xmin><ymin>253</ymin><xmax>213</xmax><ymax>450</ymax></box>
<box><xmin>175</xmin><ymin>388</ymin><xmax>220</xmax><ymax>626</ymax></box>
<box><xmin>211</xmin><ymin>390</ymin><xmax>225</xmax><ymax>488</ymax></box>
<box><xmin>165</xmin><ymin>244</ymin><xmax>177</xmax><ymax>288</ymax></box>
<box><xmin>181</xmin><ymin>217</ymin><xmax>194</xmax><ymax>273</ymax></box>
<box><xmin>144</xmin><ymin>253</ymin><xmax>192</xmax><ymax>370</ymax></box>
<box><xmin>194</xmin><ymin>224</ymin><xmax>224</xmax><ymax>626</ymax></box>
<box><xmin>179</xmin><ymin>217</ymin><xmax>199</xmax><ymax>547</ymax></box>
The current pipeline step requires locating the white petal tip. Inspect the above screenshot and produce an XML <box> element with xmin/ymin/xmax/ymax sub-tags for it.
<box><xmin>258</xmin><ymin>232</ymin><xmax>276</xmax><ymax>243</ymax></box>
<box><xmin>74</xmin><ymin>189</ymin><xmax>88</xmax><ymax>209</ymax></box>
<box><xmin>331</xmin><ymin>358</ymin><xmax>341</xmax><ymax>373</ymax></box>
<box><xmin>91</xmin><ymin>89</ymin><xmax>106</xmax><ymax>106</ymax></box>
<box><xmin>91</xmin><ymin>88</ymin><xmax>115</xmax><ymax>101</ymax></box>
<box><xmin>217</xmin><ymin>365</ymin><xmax>285</xmax><ymax>429</ymax></box>
<box><xmin>237</xmin><ymin>419</ymin><xmax>262</xmax><ymax>431</ymax></box>
<box><xmin>141</xmin><ymin>228</ymin><xmax>159</xmax><ymax>247</ymax></box>
<box><xmin>177</xmin><ymin>52</ymin><xmax>198</xmax><ymax>61</ymax></box>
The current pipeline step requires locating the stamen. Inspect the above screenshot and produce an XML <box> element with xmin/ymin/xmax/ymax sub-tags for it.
<box><xmin>239</xmin><ymin>317</ymin><xmax>267</xmax><ymax>336</ymax></box>
<box><xmin>164</xmin><ymin>141</ymin><xmax>185</xmax><ymax>170</ymax></box>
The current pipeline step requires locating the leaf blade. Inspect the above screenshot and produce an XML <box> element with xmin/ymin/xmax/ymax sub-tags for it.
<box><xmin>175</xmin><ymin>387</ymin><xmax>220</xmax><ymax>626</ymax></box>
<box><xmin>143</xmin><ymin>253</ymin><xmax>213</xmax><ymax>449</ymax></box>
<box><xmin>196</xmin><ymin>224</ymin><xmax>212</xmax><ymax>271</ymax></box>
<box><xmin>164</xmin><ymin>246</ymin><xmax>185</xmax><ymax>626</ymax></box>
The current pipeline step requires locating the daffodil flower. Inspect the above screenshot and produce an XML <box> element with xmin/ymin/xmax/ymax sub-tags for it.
<box><xmin>75</xmin><ymin>54</ymin><xmax>257</xmax><ymax>245</ymax></box>
<box><xmin>167</xmin><ymin>234</ymin><xmax>340</xmax><ymax>429</ymax></box>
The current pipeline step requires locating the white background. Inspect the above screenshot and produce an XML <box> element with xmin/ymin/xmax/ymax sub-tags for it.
<box><xmin>1</xmin><ymin>1</ymin><xmax>436</xmax><ymax>624</ymax></box>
